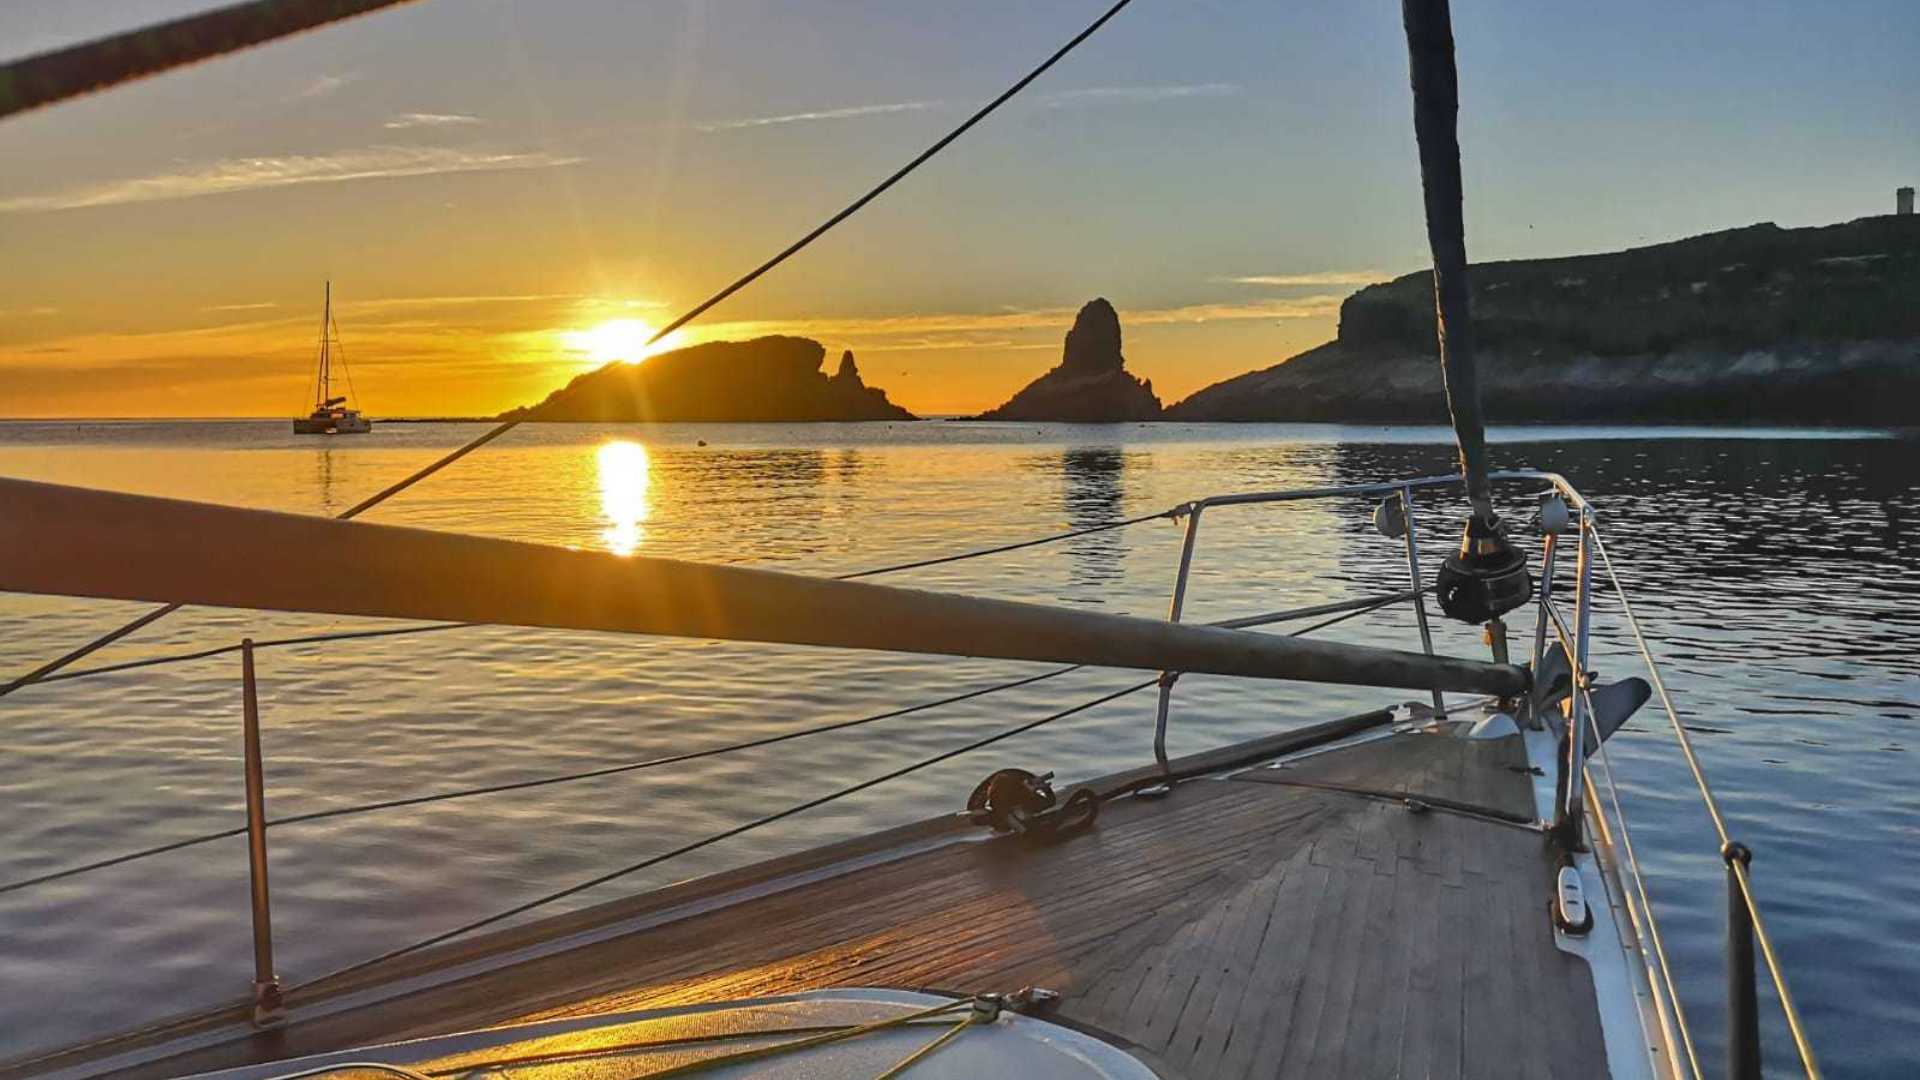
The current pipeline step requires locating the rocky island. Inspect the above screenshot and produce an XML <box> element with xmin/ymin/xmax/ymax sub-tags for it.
<box><xmin>976</xmin><ymin>298</ymin><xmax>1164</xmax><ymax>421</ymax></box>
<box><xmin>499</xmin><ymin>336</ymin><xmax>915</xmax><ymax>422</ymax></box>
<box><xmin>1169</xmin><ymin>215</ymin><xmax>1920</xmax><ymax>424</ymax></box>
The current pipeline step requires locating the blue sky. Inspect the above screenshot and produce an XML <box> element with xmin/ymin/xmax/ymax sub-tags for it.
<box><xmin>1</xmin><ymin>0</ymin><xmax>1915</xmax><ymax>415</ymax></box>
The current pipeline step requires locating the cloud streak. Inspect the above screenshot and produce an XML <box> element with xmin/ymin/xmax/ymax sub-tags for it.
<box><xmin>346</xmin><ymin>293</ymin><xmax>585</xmax><ymax>311</ymax></box>
<box><xmin>384</xmin><ymin>112</ymin><xmax>484</xmax><ymax>130</ymax></box>
<box><xmin>1225</xmin><ymin>270</ymin><xmax>1389</xmax><ymax>287</ymax></box>
<box><xmin>693</xmin><ymin>84</ymin><xmax>1238</xmax><ymax>134</ymax></box>
<box><xmin>294</xmin><ymin>72</ymin><xmax>360</xmax><ymax>100</ymax></box>
<box><xmin>1042</xmin><ymin>83</ymin><xmax>1239</xmax><ymax>108</ymax></box>
<box><xmin>694</xmin><ymin>100</ymin><xmax>941</xmax><ymax>133</ymax></box>
<box><xmin>702</xmin><ymin>294</ymin><xmax>1343</xmax><ymax>346</ymax></box>
<box><xmin>0</xmin><ymin>145</ymin><xmax>587</xmax><ymax>214</ymax></box>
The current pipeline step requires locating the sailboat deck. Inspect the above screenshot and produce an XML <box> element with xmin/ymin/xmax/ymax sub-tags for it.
<box><xmin>43</xmin><ymin>725</ymin><xmax>1611</xmax><ymax>1080</ymax></box>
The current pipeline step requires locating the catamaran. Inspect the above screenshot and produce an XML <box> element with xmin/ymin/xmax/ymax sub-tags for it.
<box><xmin>0</xmin><ymin>2</ymin><xmax>1822</xmax><ymax>1078</ymax></box>
<box><xmin>293</xmin><ymin>282</ymin><xmax>370</xmax><ymax>436</ymax></box>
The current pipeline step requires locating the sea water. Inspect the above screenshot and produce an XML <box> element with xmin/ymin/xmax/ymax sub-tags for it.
<box><xmin>0</xmin><ymin>420</ymin><xmax>1912</xmax><ymax>1075</ymax></box>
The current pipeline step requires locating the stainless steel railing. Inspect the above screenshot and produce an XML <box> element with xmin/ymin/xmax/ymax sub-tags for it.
<box><xmin>0</xmin><ymin>467</ymin><xmax>1818</xmax><ymax>1080</ymax></box>
<box><xmin>1144</xmin><ymin>468</ymin><xmax>1590</xmax><ymax>778</ymax></box>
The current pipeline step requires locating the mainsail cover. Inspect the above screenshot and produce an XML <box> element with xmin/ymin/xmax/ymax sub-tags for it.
<box><xmin>0</xmin><ymin>477</ymin><xmax>1526</xmax><ymax>696</ymax></box>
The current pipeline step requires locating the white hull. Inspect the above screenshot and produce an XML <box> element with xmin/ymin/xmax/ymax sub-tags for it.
<box><xmin>293</xmin><ymin>409</ymin><xmax>370</xmax><ymax>435</ymax></box>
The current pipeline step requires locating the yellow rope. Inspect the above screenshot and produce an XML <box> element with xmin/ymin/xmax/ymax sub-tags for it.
<box><xmin>629</xmin><ymin>998</ymin><xmax>972</xmax><ymax>1078</ymax></box>
<box><xmin>872</xmin><ymin>1011</ymin><xmax>981</xmax><ymax>1080</ymax></box>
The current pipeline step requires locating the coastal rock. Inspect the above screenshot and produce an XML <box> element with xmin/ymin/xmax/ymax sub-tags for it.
<box><xmin>1168</xmin><ymin>215</ymin><xmax>1920</xmax><ymax>424</ymax></box>
<box><xmin>977</xmin><ymin>298</ymin><xmax>1164</xmax><ymax>421</ymax></box>
<box><xmin>500</xmin><ymin>337</ymin><xmax>916</xmax><ymax>422</ymax></box>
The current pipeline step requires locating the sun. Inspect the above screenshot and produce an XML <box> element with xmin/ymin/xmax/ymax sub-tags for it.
<box><xmin>565</xmin><ymin>318</ymin><xmax>669</xmax><ymax>365</ymax></box>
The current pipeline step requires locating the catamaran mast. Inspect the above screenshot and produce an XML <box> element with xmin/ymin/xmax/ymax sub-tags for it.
<box><xmin>316</xmin><ymin>280</ymin><xmax>332</xmax><ymax>411</ymax></box>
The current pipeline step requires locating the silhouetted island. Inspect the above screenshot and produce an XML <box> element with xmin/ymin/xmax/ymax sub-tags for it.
<box><xmin>499</xmin><ymin>337</ymin><xmax>915</xmax><ymax>422</ymax></box>
<box><xmin>976</xmin><ymin>298</ymin><xmax>1164</xmax><ymax>422</ymax></box>
<box><xmin>1169</xmin><ymin>215</ymin><xmax>1920</xmax><ymax>424</ymax></box>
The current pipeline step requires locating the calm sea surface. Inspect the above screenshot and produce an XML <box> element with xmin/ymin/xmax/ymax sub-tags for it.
<box><xmin>0</xmin><ymin>420</ymin><xmax>1913</xmax><ymax>1074</ymax></box>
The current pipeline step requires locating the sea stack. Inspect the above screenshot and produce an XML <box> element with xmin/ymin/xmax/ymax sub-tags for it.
<box><xmin>497</xmin><ymin>337</ymin><xmax>915</xmax><ymax>422</ymax></box>
<box><xmin>977</xmin><ymin>298</ymin><xmax>1164</xmax><ymax>421</ymax></box>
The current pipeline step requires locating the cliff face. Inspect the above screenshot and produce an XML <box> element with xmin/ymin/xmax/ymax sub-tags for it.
<box><xmin>500</xmin><ymin>337</ymin><xmax>916</xmax><ymax>422</ymax></box>
<box><xmin>977</xmin><ymin>298</ymin><xmax>1164</xmax><ymax>421</ymax></box>
<box><xmin>1170</xmin><ymin>216</ymin><xmax>1920</xmax><ymax>423</ymax></box>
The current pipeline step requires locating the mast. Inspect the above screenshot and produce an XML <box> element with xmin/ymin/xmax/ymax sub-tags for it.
<box><xmin>1400</xmin><ymin>0</ymin><xmax>1530</xmax><ymax>635</ymax></box>
<box><xmin>316</xmin><ymin>280</ymin><xmax>331</xmax><ymax>411</ymax></box>
<box><xmin>1400</xmin><ymin>0</ymin><xmax>1487</xmax><ymax>523</ymax></box>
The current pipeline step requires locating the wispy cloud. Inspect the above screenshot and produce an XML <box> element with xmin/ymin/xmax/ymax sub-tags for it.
<box><xmin>690</xmin><ymin>83</ymin><xmax>1235</xmax><ymax>134</ymax></box>
<box><xmin>702</xmin><ymin>295</ymin><xmax>1344</xmax><ymax>346</ymax></box>
<box><xmin>202</xmin><ymin>301</ymin><xmax>279</xmax><ymax>312</ymax></box>
<box><xmin>345</xmin><ymin>293</ymin><xmax>586</xmax><ymax>314</ymax></box>
<box><xmin>0</xmin><ymin>306</ymin><xmax>60</xmax><ymax>318</ymax></box>
<box><xmin>384</xmin><ymin>112</ymin><xmax>484</xmax><ymax>130</ymax></box>
<box><xmin>294</xmin><ymin>72</ymin><xmax>360</xmax><ymax>100</ymax></box>
<box><xmin>1041</xmin><ymin>83</ymin><xmax>1239</xmax><ymax>108</ymax></box>
<box><xmin>695</xmin><ymin>100</ymin><xmax>941</xmax><ymax>133</ymax></box>
<box><xmin>1224</xmin><ymin>270</ymin><xmax>1389</xmax><ymax>287</ymax></box>
<box><xmin>0</xmin><ymin>145</ymin><xmax>587</xmax><ymax>214</ymax></box>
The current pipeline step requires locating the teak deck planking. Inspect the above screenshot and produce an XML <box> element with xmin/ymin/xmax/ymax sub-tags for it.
<box><xmin>29</xmin><ymin>724</ymin><xmax>1611</xmax><ymax>1080</ymax></box>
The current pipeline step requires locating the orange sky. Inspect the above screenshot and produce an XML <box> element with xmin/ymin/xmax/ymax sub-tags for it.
<box><xmin>0</xmin><ymin>283</ymin><xmax>1354</xmax><ymax>418</ymax></box>
<box><xmin>2</xmin><ymin>1</ymin><xmax>1912</xmax><ymax>418</ymax></box>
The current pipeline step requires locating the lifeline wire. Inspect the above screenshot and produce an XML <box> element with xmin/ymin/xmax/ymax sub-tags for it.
<box><xmin>285</xmin><ymin>677</ymin><xmax>1159</xmax><ymax>994</ymax></box>
<box><xmin>0</xmin><ymin>583</ymin><xmax>1426</xmax><ymax>898</ymax></box>
<box><xmin>1587</xmin><ymin>526</ymin><xmax>1821</xmax><ymax>1078</ymax></box>
<box><xmin>283</xmin><ymin>579</ymin><xmax>1422</xmax><ymax>990</ymax></box>
<box><xmin>0</xmin><ymin>664</ymin><xmax>1078</xmax><ymax>897</ymax></box>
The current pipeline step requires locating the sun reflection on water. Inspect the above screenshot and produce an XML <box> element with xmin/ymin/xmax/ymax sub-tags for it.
<box><xmin>597</xmin><ymin>440</ymin><xmax>651</xmax><ymax>556</ymax></box>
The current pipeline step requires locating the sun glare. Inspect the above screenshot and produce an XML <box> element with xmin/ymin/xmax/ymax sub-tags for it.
<box><xmin>597</xmin><ymin>440</ymin><xmax>652</xmax><ymax>556</ymax></box>
<box><xmin>568</xmin><ymin>318</ymin><xmax>666</xmax><ymax>365</ymax></box>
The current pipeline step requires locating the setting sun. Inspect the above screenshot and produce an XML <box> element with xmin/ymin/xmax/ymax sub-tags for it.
<box><xmin>565</xmin><ymin>319</ymin><xmax>677</xmax><ymax>366</ymax></box>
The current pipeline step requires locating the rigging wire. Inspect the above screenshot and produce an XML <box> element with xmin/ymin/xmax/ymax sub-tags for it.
<box><xmin>1540</xmin><ymin>597</ymin><xmax>1703</xmax><ymax>1079</ymax></box>
<box><xmin>330</xmin><ymin>311</ymin><xmax>362</xmax><ymax>412</ymax></box>
<box><xmin>0</xmin><ymin>824</ymin><xmax>251</xmax><ymax>899</ymax></box>
<box><xmin>1586</xmin><ymin>526</ymin><xmax>1821</xmax><ymax>1078</ymax></box>
<box><xmin>262</xmin><ymin>664</ymin><xmax>1086</xmax><ymax>828</ymax></box>
<box><xmin>31</xmin><ymin>623</ymin><xmax>466</xmax><ymax>686</ymax></box>
<box><xmin>1581</xmin><ymin>680</ymin><xmax>1704</xmax><ymax>1080</ymax></box>
<box><xmin>837</xmin><ymin>506</ymin><xmax>1177</xmax><ymax>580</ymax></box>
<box><xmin>0</xmin><ymin>0</ymin><xmax>1141</xmax><ymax>700</ymax></box>
<box><xmin>0</xmin><ymin>586</ymin><xmax>1426</xmax><ymax>898</ymax></box>
<box><xmin>283</xmin><ymin>676</ymin><xmax>1160</xmax><ymax>995</ymax></box>
<box><xmin>0</xmin><ymin>663</ymin><xmax>1074</xmax><ymax>898</ymax></box>
<box><xmin>272</xmin><ymin>590</ymin><xmax>1420</xmax><ymax>993</ymax></box>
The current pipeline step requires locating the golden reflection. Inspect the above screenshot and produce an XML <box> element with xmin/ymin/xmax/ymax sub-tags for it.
<box><xmin>597</xmin><ymin>440</ymin><xmax>651</xmax><ymax>556</ymax></box>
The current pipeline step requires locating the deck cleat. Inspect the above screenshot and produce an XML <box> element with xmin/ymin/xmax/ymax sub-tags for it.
<box><xmin>1554</xmin><ymin>865</ymin><xmax>1593</xmax><ymax>935</ymax></box>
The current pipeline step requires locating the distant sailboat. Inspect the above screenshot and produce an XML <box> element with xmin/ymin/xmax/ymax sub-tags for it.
<box><xmin>293</xmin><ymin>281</ymin><xmax>371</xmax><ymax>435</ymax></box>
